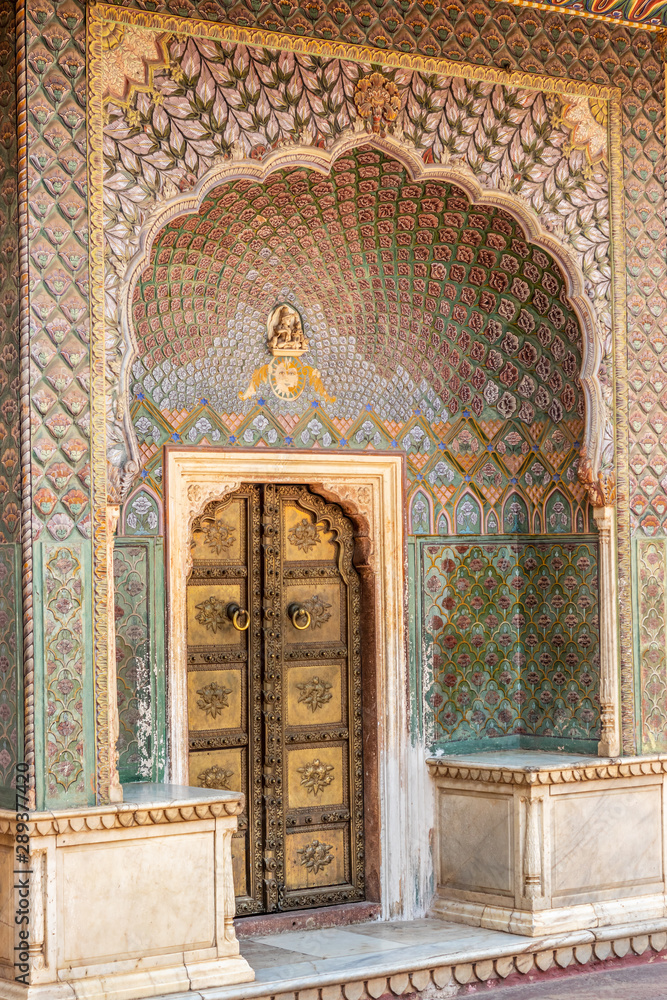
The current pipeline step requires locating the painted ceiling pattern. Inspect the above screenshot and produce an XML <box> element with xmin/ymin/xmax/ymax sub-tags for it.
<box><xmin>107</xmin><ymin>0</ymin><xmax>667</xmax><ymax>35</ymax></box>
<box><xmin>422</xmin><ymin>538</ymin><xmax>600</xmax><ymax>744</ymax></box>
<box><xmin>101</xmin><ymin>29</ymin><xmax>614</xmax><ymax>493</ymax></box>
<box><xmin>129</xmin><ymin>149</ymin><xmax>589</xmax><ymax>533</ymax></box>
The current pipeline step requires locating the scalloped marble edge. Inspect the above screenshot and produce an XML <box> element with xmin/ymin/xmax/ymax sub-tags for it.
<box><xmin>160</xmin><ymin>920</ymin><xmax>667</xmax><ymax>1000</ymax></box>
<box><xmin>148</xmin><ymin>922</ymin><xmax>667</xmax><ymax>1000</ymax></box>
<box><xmin>0</xmin><ymin>793</ymin><xmax>245</xmax><ymax>835</ymax></box>
<box><xmin>4</xmin><ymin>920</ymin><xmax>667</xmax><ymax>998</ymax></box>
<box><xmin>425</xmin><ymin>754</ymin><xmax>667</xmax><ymax>785</ymax></box>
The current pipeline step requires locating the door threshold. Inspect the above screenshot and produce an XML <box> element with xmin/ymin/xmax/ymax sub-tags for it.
<box><xmin>234</xmin><ymin>901</ymin><xmax>381</xmax><ymax>938</ymax></box>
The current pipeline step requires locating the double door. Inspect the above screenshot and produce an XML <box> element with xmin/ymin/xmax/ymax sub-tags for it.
<box><xmin>186</xmin><ymin>483</ymin><xmax>365</xmax><ymax>914</ymax></box>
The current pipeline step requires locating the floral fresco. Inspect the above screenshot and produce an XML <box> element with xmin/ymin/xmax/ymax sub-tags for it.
<box><xmin>18</xmin><ymin>0</ymin><xmax>664</xmax><ymax>806</ymax></box>
<box><xmin>422</xmin><ymin>538</ymin><xmax>600</xmax><ymax>744</ymax></box>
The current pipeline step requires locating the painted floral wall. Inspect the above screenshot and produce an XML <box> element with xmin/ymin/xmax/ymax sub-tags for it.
<box><xmin>0</xmin><ymin>0</ymin><xmax>21</xmax><ymax>795</ymax></box>
<box><xmin>19</xmin><ymin>0</ymin><xmax>667</xmax><ymax>804</ymax></box>
<box><xmin>25</xmin><ymin>0</ymin><xmax>91</xmax><ymax>807</ymax></box>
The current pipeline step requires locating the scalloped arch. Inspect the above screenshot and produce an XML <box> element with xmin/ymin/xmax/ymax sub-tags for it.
<box><xmin>115</xmin><ymin>134</ymin><xmax>604</xmax><ymax>504</ymax></box>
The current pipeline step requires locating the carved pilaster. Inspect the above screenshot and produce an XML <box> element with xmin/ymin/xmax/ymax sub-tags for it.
<box><xmin>107</xmin><ymin>504</ymin><xmax>123</xmax><ymax>803</ymax></box>
<box><xmin>593</xmin><ymin>505</ymin><xmax>620</xmax><ymax>757</ymax></box>
<box><xmin>28</xmin><ymin>849</ymin><xmax>46</xmax><ymax>972</ymax></box>
<box><xmin>522</xmin><ymin>795</ymin><xmax>543</xmax><ymax>900</ymax></box>
<box><xmin>221</xmin><ymin>827</ymin><xmax>238</xmax><ymax>947</ymax></box>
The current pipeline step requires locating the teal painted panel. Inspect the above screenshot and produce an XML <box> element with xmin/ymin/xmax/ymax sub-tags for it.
<box><xmin>420</xmin><ymin>535</ymin><xmax>600</xmax><ymax>748</ymax></box>
<box><xmin>35</xmin><ymin>540</ymin><xmax>95</xmax><ymax>809</ymax></box>
<box><xmin>0</xmin><ymin>544</ymin><xmax>21</xmax><ymax>791</ymax></box>
<box><xmin>114</xmin><ymin>537</ymin><xmax>165</xmax><ymax>783</ymax></box>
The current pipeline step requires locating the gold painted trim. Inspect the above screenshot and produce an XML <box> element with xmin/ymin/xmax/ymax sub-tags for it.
<box><xmin>607</xmin><ymin>93</ymin><xmax>633</xmax><ymax>753</ymax></box>
<box><xmin>87</xmin><ymin>13</ymin><xmax>110</xmax><ymax>803</ymax></box>
<box><xmin>488</xmin><ymin>0</ymin><xmax>663</xmax><ymax>32</ymax></box>
<box><xmin>92</xmin><ymin>1</ymin><xmax>619</xmax><ymax>100</ymax></box>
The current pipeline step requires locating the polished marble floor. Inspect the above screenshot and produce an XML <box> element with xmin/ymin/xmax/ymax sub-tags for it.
<box><xmin>237</xmin><ymin>916</ymin><xmax>528</xmax><ymax>986</ymax></box>
<box><xmin>170</xmin><ymin>916</ymin><xmax>667</xmax><ymax>999</ymax></box>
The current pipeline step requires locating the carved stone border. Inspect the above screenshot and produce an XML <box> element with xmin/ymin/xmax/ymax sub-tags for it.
<box><xmin>187</xmin><ymin>928</ymin><xmax>667</xmax><ymax>1000</ymax></box>
<box><xmin>0</xmin><ymin>796</ymin><xmax>244</xmax><ymax>837</ymax></box>
<box><xmin>426</xmin><ymin>755</ymin><xmax>667</xmax><ymax>785</ymax></box>
<box><xmin>164</xmin><ymin>447</ymin><xmax>408</xmax><ymax>918</ymax></box>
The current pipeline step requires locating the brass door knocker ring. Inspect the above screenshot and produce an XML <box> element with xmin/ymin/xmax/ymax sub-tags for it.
<box><xmin>226</xmin><ymin>602</ymin><xmax>250</xmax><ymax>631</ymax></box>
<box><xmin>288</xmin><ymin>602</ymin><xmax>311</xmax><ymax>630</ymax></box>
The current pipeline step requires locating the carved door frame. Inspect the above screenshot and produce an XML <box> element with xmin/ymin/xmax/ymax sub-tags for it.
<box><xmin>164</xmin><ymin>447</ymin><xmax>420</xmax><ymax>919</ymax></box>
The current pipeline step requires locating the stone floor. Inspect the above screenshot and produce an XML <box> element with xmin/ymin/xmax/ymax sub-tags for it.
<box><xmin>156</xmin><ymin>916</ymin><xmax>667</xmax><ymax>999</ymax></box>
<box><xmin>195</xmin><ymin>917</ymin><xmax>529</xmax><ymax>998</ymax></box>
<box><xmin>491</xmin><ymin>962</ymin><xmax>667</xmax><ymax>998</ymax></box>
<box><xmin>240</xmin><ymin>916</ymin><xmax>508</xmax><ymax>975</ymax></box>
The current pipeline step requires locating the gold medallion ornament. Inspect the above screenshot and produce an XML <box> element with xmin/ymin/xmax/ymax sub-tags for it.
<box><xmin>240</xmin><ymin>304</ymin><xmax>336</xmax><ymax>403</ymax></box>
<box><xmin>354</xmin><ymin>71</ymin><xmax>401</xmax><ymax>136</ymax></box>
<box><xmin>268</xmin><ymin>357</ymin><xmax>306</xmax><ymax>400</ymax></box>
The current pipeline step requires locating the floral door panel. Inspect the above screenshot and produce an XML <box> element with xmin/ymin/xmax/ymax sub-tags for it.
<box><xmin>272</xmin><ymin>485</ymin><xmax>363</xmax><ymax>910</ymax></box>
<box><xmin>186</xmin><ymin>484</ymin><xmax>364</xmax><ymax>915</ymax></box>
<box><xmin>187</xmin><ymin>486</ymin><xmax>262</xmax><ymax>914</ymax></box>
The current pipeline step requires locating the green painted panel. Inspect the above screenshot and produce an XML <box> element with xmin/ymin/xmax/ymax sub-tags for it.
<box><xmin>0</xmin><ymin>543</ymin><xmax>21</xmax><ymax>800</ymax></box>
<box><xmin>35</xmin><ymin>540</ymin><xmax>95</xmax><ymax>810</ymax></box>
<box><xmin>419</xmin><ymin>535</ymin><xmax>600</xmax><ymax>750</ymax></box>
<box><xmin>114</xmin><ymin>537</ymin><xmax>166</xmax><ymax>783</ymax></box>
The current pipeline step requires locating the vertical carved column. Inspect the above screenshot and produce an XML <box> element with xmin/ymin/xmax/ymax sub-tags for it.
<box><xmin>522</xmin><ymin>795</ymin><xmax>543</xmax><ymax>900</ymax></box>
<box><xmin>28</xmin><ymin>849</ymin><xmax>46</xmax><ymax>972</ymax></box>
<box><xmin>106</xmin><ymin>505</ymin><xmax>123</xmax><ymax>802</ymax></box>
<box><xmin>221</xmin><ymin>825</ymin><xmax>238</xmax><ymax>947</ymax></box>
<box><xmin>593</xmin><ymin>505</ymin><xmax>620</xmax><ymax>757</ymax></box>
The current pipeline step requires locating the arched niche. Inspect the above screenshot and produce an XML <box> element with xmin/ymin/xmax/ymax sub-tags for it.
<box><xmin>113</xmin><ymin>135</ymin><xmax>604</xmax><ymax>510</ymax></box>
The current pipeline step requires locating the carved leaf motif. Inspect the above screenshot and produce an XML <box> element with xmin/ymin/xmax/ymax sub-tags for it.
<box><xmin>196</xmin><ymin>681</ymin><xmax>232</xmax><ymax>718</ymax></box>
<box><xmin>195</xmin><ymin>595</ymin><xmax>227</xmax><ymax>633</ymax></box>
<box><xmin>197</xmin><ymin>764</ymin><xmax>234</xmax><ymax>790</ymax></box>
<box><xmin>203</xmin><ymin>519</ymin><xmax>235</xmax><ymax>554</ymax></box>
<box><xmin>296</xmin><ymin>675</ymin><xmax>333</xmax><ymax>712</ymax></box>
<box><xmin>302</xmin><ymin>594</ymin><xmax>332</xmax><ymax>629</ymax></box>
<box><xmin>297</xmin><ymin>839</ymin><xmax>334</xmax><ymax>873</ymax></box>
<box><xmin>288</xmin><ymin>517</ymin><xmax>323</xmax><ymax>552</ymax></box>
<box><xmin>297</xmin><ymin>757</ymin><xmax>334</xmax><ymax>795</ymax></box>
<box><xmin>354</xmin><ymin>71</ymin><xmax>401</xmax><ymax>136</ymax></box>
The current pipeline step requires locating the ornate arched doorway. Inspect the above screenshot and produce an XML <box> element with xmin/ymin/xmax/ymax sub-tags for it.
<box><xmin>113</xmin><ymin>142</ymin><xmax>610</xmax><ymax>918</ymax></box>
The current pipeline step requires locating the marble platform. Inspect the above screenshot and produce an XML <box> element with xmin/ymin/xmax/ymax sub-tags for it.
<box><xmin>0</xmin><ymin>784</ymin><xmax>254</xmax><ymax>1000</ymax></box>
<box><xmin>428</xmin><ymin>750</ymin><xmax>667</xmax><ymax>937</ymax></box>
<box><xmin>140</xmin><ymin>915</ymin><xmax>667</xmax><ymax>1000</ymax></box>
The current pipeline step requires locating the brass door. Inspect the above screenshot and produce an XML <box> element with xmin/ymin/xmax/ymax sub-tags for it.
<box><xmin>187</xmin><ymin>484</ymin><xmax>365</xmax><ymax>915</ymax></box>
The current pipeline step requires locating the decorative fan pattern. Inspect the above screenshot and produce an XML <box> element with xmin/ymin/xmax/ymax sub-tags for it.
<box><xmin>18</xmin><ymin>0</ymin><xmax>665</xmax><ymax>810</ymax></box>
<box><xmin>131</xmin><ymin>148</ymin><xmax>589</xmax><ymax>534</ymax></box>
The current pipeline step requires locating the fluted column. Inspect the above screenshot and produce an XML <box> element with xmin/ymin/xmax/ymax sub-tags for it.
<box><xmin>593</xmin><ymin>505</ymin><xmax>620</xmax><ymax>757</ymax></box>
